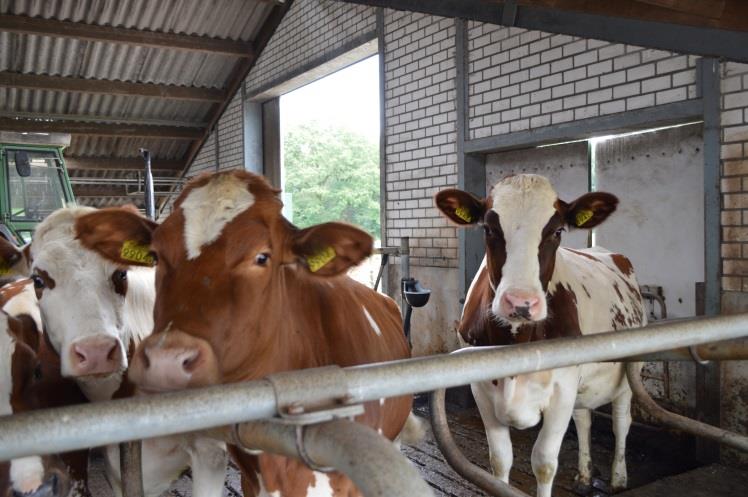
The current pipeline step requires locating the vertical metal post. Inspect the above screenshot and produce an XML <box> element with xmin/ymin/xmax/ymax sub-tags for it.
<box><xmin>139</xmin><ymin>149</ymin><xmax>155</xmax><ymax>221</ymax></box>
<box><xmin>377</xmin><ymin>7</ymin><xmax>389</xmax><ymax>295</ymax></box>
<box><xmin>119</xmin><ymin>441</ymin><xmax>144</xmax><ymax>497</ymax></box>
<box><xmin>400</xmin><ymin>236</ymin><xmax>410</xmax><ymax>321</ymax></box>
<box><xmin>696</xmin><ymin>56</ymin><xmax>722</xmax><ymax>462</ymax></box>
<box><xmin>455</xmin><ymin>19</ymin><xmax>486</xmax><ymax>301</ymax></box>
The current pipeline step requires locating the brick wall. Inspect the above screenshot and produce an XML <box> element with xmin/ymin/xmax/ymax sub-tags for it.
<box><xmin>384</xmin><ymin>10</ymin><xmax>458</xmax><ymax>269</ymax></box>
<box><xmin>467</xmin><ymin>23</ymin><xmax>698</xmax><ymax>139</ymax></box>
<box><xmin>245</xmin><ymin>0</ymin><xmax>376</xmax><ymax>96</ymax></box>
<box><xmin>720</xmin><ymin>62</ymin><xmax>748</xmax><ymax>291</ymax></box>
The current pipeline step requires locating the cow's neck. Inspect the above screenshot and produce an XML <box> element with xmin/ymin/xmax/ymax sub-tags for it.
<box><xmin>459</xmin><ymin>250</ymin><xmax>582</xmax><ymax>347</ymax></box>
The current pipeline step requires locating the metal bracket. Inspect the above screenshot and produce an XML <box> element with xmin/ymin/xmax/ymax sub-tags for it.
<box><xmin>501</xmin><ymin>0</ymin><xmax>518</xmax><ymax>27</ymax></box>
<box><xmin>235</xmin><ymin>366</ymin><xmax>366</xmax><ymax>471</ymax></box>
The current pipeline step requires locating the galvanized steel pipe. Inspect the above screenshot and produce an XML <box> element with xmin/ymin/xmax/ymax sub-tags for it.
<box><xmin>234</xmin><ymin>419</ymin><xmax>433</xmax><ymax>497</ymax></box>
<box><xmin>619</xmin><ymin>337</ymin><xmax>748</xmax><ymax>362</ymax></box>
<box><xmin>119</xmin><ymin>441</ymin><xmax>144</xmax><ymax>497</ymax></box>
<box><xmin>626</xmin><ymin>363</ymin><xmax>748</xmax><ymax>452</ymax></box>
<box><xmin>428</xmin><ymin>389</ymin><xmax>530</xmax><ymax>497</ymax></box>
<box><xmin>1</xmin><ymin>314</ymin><xmax>747</xmax><ymax>460</ymax></box>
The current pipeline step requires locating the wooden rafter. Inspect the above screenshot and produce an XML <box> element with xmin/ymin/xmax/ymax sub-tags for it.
<box><xmin>0</xmin><ymin>72</ymin><xmax>226</xmax><ymax>102</ymax></box>
<box><xmin>0</xmin><ymin>14</ymin><xmax>255</xmax><ymax>57</ymax></box>
<box><xmin>0</xmin><ymin>118</ymin><xmax>202</xmax><ymax>139</ymax></box>
<box><xmin>66</xmin><ymin>157</ymin><xmax>183</xmax><ymax>171</ymax></box>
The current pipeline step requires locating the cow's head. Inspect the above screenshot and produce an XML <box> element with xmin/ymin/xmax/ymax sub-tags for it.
<box><xmin>0</xmin><ymin>311</ymin><xmax>74</xmax><ymax>497</ymax></box>
<box><xmin>0</xmin><ymin>208</ymin><xmax>155</xmax><ymax>389</ymax></box>
<box><xmin>436</xmin><ymin>174</ymin><xmax>617</xmax><ymax>325</ymax></box>
<box><xmin>74</xmin><ymin>171</ymin><xmax>373</xmax><ymax>393</ymax></box>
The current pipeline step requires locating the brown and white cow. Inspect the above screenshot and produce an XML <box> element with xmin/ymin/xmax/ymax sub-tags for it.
<box><xmin>0</xmin><ymin>213</ymin><xmax>227</xmax><ymax>497</ymax></box>
<box><xmin>0</xmin><ymin>279</ymin><xmax>89</xmax><ymax>497</ymax></box>
<box><xmin>436</xmin><ymin>174</ymin><xmax>646</xmax><ymax>497</ymax></box>
<box><xmin>73</xmin><ymin>170</ymin><xmax>414</xmax><ymax>497</ymax></box>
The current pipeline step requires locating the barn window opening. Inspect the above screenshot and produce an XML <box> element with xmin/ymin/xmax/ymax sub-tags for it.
<box><xmin>280</xmin><ymin>55</ymin><xmax>381</xmax><ymax>286</ymax></box>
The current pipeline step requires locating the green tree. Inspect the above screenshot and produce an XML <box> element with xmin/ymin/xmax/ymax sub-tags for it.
<box><xmin>283</xmin><ymin>123</ymin><xmax>380</xmax><ymax>237</ymax></box>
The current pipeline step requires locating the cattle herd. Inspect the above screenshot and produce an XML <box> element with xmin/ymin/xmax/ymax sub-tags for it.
<box><xmin>0</xmin><ymin>170</ymin><xmax>649</xmax><ymax>497</ymax></box>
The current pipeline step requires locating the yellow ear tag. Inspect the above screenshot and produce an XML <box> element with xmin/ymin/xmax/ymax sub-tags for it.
<box><xmin>0</xmin><ymin>261</ymin><xmax>11</xmax><ymax>276</ymax></box>
<box><xmin>120</xmin><ymin>240</ymin><xmax>155</xmax><ymax>266</ymax></box>
<box><xmin>455</xmin><ymin>205</ymin><xmax>472</xmax><ymax>223</ymax></box>
<box><xmin>307</xmin><ymin>246</ymin><xmax>336</xmax><ymax>273</ymax></box>
<box><xmin>575</xmin><ymin>209</ymin><xmax>594</xmax><ymax>227</ymax></box>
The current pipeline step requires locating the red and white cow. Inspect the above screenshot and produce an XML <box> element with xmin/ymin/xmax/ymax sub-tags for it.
<box><xmin>0</xmin><ymin>279</ymin><xmax>89</xmax><ymax>497</ymax></box>
<box><xmin>436</xmin><ymin>174</ymin><xmax>646</xmax><ymax>497</ymax></box>
<box><xmin>73</xmin><ymin>170</ymin><xmax>415</xmax><ymax>497</ymax></box>
<box><xmin>0</xmin><ymin>210</ymin><xmax>227</xmax><ymax>497</ymax></box>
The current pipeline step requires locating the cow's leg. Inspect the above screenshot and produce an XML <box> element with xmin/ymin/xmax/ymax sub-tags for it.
<box><xmin>531</xmin><ymin>384</ymin><xmax>575</xmax><ymax>497</ymax></box>
<box><xmin>473</xmin><ymin>383</ymin><xmax>513</xmax><ymax>482</ymax></box>
<box><xmin>572</xmin><ymin>408</ymin><xmax>592</xmax><ymax>486</ymax></box>
<box><xmin>188</xmin><ymin>437</ymin><xmax>228</xmax><ymax>497</ymax></box>
<box><xmin>610</xmin><ymin>387</ymin><xmax>633</xmax><ymax>491</ymax></box>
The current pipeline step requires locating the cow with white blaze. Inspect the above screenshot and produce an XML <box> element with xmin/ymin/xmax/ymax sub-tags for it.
<box><xmin>73</xmin><ymin>170</ymin><xmax>416</xmax><ymax>497</ymax></box>
<box><xmin>0</xmin><ymin>211</ymin><xmax>227</xmax><ymax>497</ymax></box>
<box><xmin>435</xmin><ymin>174</ymin><xmax>646</xmax><ymax>497</ymax></box>
<box><xmin>0</xmin><ymin>279</ymin><xmax>89</xmax><ymax>497</ymax></box>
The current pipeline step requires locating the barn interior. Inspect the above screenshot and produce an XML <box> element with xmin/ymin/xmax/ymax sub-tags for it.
<box><xmin>1</xmin><ymin>1</ymin><xmax>748</xmax><ymax>496</ymax></box>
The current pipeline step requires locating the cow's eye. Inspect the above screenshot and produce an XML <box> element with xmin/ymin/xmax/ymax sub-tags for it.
<box><xmin>555</xmin><ymin>227</ymin><xmax>566</xmax><ymax>238</ymax></box>
<box><xmin>31</xmin><ymin>275</ymin><xmax>44</xmax><ymax>289</ymax></box>
<box><xmin>255</xmin><ymin>253</ymin><xmax>270</xmax><ymax>266</ymax></box>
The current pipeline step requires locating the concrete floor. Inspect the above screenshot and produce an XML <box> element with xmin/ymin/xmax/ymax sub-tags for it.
<box><xmin>87</xmin><ymin>401</ymin><xmax>737</xmax><ymax>497</ymax></box>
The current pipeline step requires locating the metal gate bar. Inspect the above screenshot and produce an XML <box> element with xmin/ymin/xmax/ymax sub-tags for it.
<box><xmin>1</xmin><ymin>313</ymin><xmax>747</xmax><ymax>461</ymax></box>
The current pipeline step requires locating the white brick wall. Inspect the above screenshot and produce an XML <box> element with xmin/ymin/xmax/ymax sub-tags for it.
<box><xmin>245</xmin><ymin>0</ymin><xmax>376</xmax><ymax>96</ymax></box>
<box><xmin>467</xmin><ymin>23</ymin><xmax>699</xmax><ymax>139</ymax></box>
<box><xmin>384</xmin><ymin>10</ymin><xmax>458</xmax><ymax>268</ymax></box>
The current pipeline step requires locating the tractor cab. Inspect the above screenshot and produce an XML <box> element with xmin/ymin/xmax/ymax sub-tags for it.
<box><xmin>0</xmin><ymin>132</ymin><xmax>76</xmax><ymax>245</ymax></box>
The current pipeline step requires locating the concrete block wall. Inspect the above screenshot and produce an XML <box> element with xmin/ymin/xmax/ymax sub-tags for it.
<box><xmin>383</xmin><ymin>10</ymin><xmax>458</xmax><ymax>269</ymax></box>
<box><xmin>244</xmin><ymin>0</ymin><xmax>376</xmax><ymax>96</ymax></box>
<box><xmin>467</xmin><ymin>22</ymin><xmax>698</xmax><ymax>139</ymax></box>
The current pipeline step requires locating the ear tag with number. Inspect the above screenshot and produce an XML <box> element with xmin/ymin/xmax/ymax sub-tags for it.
<box><xmin>121</xmin><ymin>240</ymin><xmax>155</xmax><ymax>266</ymax></box>
<box><xmin>455</xmin><ymin>205</ymin><xmax>472</xmax><ymax>223</ymax></box>
<box><xmin>307</xmin><ymin>246</ymin><xmax>336</xmax><ymax>273</ymax></box>
<box><xmin>0</xmin><ymin>261</ymin><xmax>10</xmax><ymax>276</ymax></box>
<box><xmin>575</xmin><ymin>209</ymin><xmax>594</xmax><ymax>227</ymax></box>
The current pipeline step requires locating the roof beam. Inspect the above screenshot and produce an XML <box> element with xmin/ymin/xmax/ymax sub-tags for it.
<box><xmin>0</xmin><ymin>72</ymin><xmax>226</xmax><ymax>102</ymax></box>
<box><xmin>180</xmin><ymin>1</ymin><xmax>295</xmax><ymax>175</ymax></box>
<box><xmin>0</xmin><ymin>111</ymin><xmax>208</xmax><ymax>129</ymax></box>
<box><xmin>0</xmin><ymin>118</ymin><xmax>202</xmax><ymax>139</ymax></box>
<box><xmin>342</xmin><ymin>0</ymin><xmax>748</xmax><ymax>64</ymax></box>
<box><xmin>65</xmin><ymin>157</ymin><xmax>183</xmax><ymax>171</ymax></box>
<box><xmin>0</xmin><ymin>14</ymin><xmax>255</xmax><ymax>57</ymax></box>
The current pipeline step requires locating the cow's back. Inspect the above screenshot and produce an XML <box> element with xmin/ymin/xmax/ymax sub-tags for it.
<box><xmin>551</xmin><ymin>247</ymin><xmax>647</xmax><ymax>336</ymax></box>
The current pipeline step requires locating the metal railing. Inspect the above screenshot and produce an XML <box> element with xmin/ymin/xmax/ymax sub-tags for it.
<box><xmin>1</xmin><ymin>314</ymin><xmax>747</xmax><ymax>495</ymax></box>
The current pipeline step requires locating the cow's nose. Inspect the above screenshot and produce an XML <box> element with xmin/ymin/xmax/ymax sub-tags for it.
<box><xmin>69</xmin><ymin>335</ymin><xmax>122</xmax><ymax>376</ymax></box>
<box><xmin>129</xmin><ymin>329</ymin><xmax>219</xmax><ymax>392</ymax></box>
<box><xmin>501</xmin><ymin>291</ymin><xmax>542</xmax><ymax>320</ymax></box>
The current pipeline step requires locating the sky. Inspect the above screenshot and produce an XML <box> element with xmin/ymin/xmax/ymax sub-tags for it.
<box><xmin>280</xmin><ymin>55</ymin><xmax>380</xmax><ymax>143</ymax></box>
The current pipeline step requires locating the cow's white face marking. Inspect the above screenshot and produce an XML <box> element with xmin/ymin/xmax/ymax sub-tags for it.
<box><xmin>181</xmin><ymin>174</ymin><xmax>255</xmax><ymax>260</ymax></box>
<box><xmin>363</xmin><ymin>306</ymin><xmax>382</xmax><ymax>336</ymax></box>
<box><xmin>490</xmin><ymin>175</ymin><xmax>558</xmax><ymax>323</ymax></box>
<box><xmin>31</xmin><ymin>208</ymin><xmax>154</xmax><ymax>399</ymax></box>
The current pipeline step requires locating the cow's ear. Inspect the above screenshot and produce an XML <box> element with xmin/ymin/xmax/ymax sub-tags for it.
<box><xmin>435</xmin><ymin>189</ymin><xmax>487</xmax><ymax>226</ymax></box>
<box><xmin>292</xmin><ymin>222</ymin><xmax>373</xmax><ymax>277</ymax></box>
<box><xmin>6</xmin><ymin>313</ymin><xmax>40</xmax><ymax>352</ymax></box>
<box><xmin>563</xmin><ymin>192</ymin><xmax>618</xmax><ymax>229</ymax></box>
<box><xmin>0</xmin><ymin>237</ymin><xmax>30</xmax><ymax>279</ymax></box>
<box><xmin>75</xmin><ymin>208</ymin><xmax>158</xmax><ymax>267</ymax></box>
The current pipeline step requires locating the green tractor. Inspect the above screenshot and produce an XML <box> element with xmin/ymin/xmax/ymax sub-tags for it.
<box><xmin>0</xmin><ymin>131</ymin><xmax>76</xmax><ymax>245</ymax></box>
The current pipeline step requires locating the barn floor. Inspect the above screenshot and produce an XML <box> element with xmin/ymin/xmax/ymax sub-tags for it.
<box><xmin>86</xmin><ymin>400</ymin><xmax>743</xmax><ymax>496</ymax></box>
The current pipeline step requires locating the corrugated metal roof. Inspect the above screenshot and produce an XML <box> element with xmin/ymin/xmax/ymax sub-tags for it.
<box><xmin>0</xmin><ymin>0</ymin><xmax>277</xmax><ymax>210</ymax></box>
